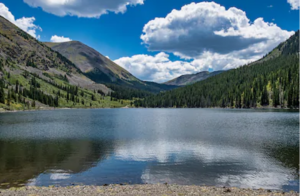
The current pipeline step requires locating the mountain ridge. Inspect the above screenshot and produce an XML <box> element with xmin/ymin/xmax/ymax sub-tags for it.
<box><xmin>164</xmin><ymin>70</ymin><xmax>225</xmax><ymax>86</ymax></box>
<box><xmin>44</xmin><ymin>41</ymin><xmax>138</xmax><ymax>82</ymax></box>
<box><xmin>44</xmin><ymin>41</ymin><xmax>176</xmax><ymax>93</ymax></box>
<box><xmin>0</xmin><ymin>16</ymin><xmax>132</xmax><ymax>111</ymax></box>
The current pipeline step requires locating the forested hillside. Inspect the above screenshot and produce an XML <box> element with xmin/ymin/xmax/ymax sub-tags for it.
<box><xmin>0</xmin><ymin>16</ymin><xmax>130</xmax><ymax>111</ymax></box>
<box><xmin>135</xmin><ymin>31</ymin><xmax>299</xmax><ymax>109</ymax></box>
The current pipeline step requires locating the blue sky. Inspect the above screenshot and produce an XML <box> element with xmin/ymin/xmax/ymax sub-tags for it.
<box><xmin>0</xmin><ymin>0</ymin><xmax>299</xmax><ymax>82</ymax></box>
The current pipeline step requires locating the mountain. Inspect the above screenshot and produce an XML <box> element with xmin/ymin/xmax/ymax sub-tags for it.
<box><xmin>0</xmin><ymin>16</ymin><xmax>130</xmax><ymax>111</ymax></box>
<box><xmin>135</xmin><ymin>31</ymin><xmax>299</xmax><ymax>109</ymax></box>
<box><xmin>249</xmin><ymin>31</ymin><xmax>299</xmax><ymax>66</ymax></box>
<box><xmin>164</xmin><ymin>70</ymin><xmax>224</xmax><ymax>86</ymax></box>
<box><xmin>44</xmin><ymin>41</ymin><xmax>137</xmax><ymax>83</ymax></box>
<box><xmin>45</xmin><ymin>41</ymin><xmax>176</xmax><ymax>93</ymax></box>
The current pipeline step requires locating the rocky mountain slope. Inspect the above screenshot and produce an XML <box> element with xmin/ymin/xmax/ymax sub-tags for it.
<box><xmin>0</xmin><ymin>16</ymin><xmax>130</xmax><ymax>111</ymax></box>
<box><xmin>45</xmin><ymin>41</ymin><xmax>176</xmax><ymax>92</ymax></box>
<box><xmin>164</xmin><ymin>70</ymin><xmax>224</xmax><ymax>86</ymax></box>
<box><xmin>44</xmin><ymin>41</ymin><xmax>137</xmax><ymax>82</ymax></box>
<box><xmin>249</xmin><ymin>31</ymin><xmax>299</xmax><ymax>66</ymax></box>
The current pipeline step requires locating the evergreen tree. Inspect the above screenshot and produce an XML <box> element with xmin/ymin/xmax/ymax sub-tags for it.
<box><xmin>31</xmin><ymin>100</ymin><xmax>36</xmax><ymax>108</ymax></box>
<box><xmin>261</xmin><ymin>87</ymin><xmax>269</xmax><ymax>106</ymax></box>
<box><xmin>7</xmin><ymin>90</ymin><xmax>11</xmax><ymax>106</ymax></box>
<box><xmin>15</xmin><ymin>80</ymin><xmax>19</xmax><ymax>93</ymax></box>
<box><xmin>0</xmin><ymin>86</ymin><xmax>4</xmax><ymax>104</ymax></box>
<box><xmin>136</xmin><ymin>55</ymin><xmax>298</xmax><ymax>109</ymax></box>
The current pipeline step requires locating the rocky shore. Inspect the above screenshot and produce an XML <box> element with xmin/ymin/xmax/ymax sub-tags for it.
<box><xmin>0</xmin><ymin>184</ymin><xmax>298</xmax><ymax>196</ymax></box>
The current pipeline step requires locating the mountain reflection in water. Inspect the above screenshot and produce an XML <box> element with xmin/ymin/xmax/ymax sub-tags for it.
<box><xmin>0</xmin><ymin>109</ymin><xmax>298</xmax><ymax>192</ymax></box>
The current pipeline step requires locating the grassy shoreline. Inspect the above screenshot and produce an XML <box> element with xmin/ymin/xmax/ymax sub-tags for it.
<box><xmin>0</xmin><ymin>184</ymin><xmax>298</xmax><ymax>196</ymax></box>
<box><xmin>0</xmin><ymin>105</ymin><xmax>132</xmax><ymax>113</ymax></box>
<box><xmin>0</xmin><ymin>106</ymin><xmax>297</xmax><ymax>114</ymax></box>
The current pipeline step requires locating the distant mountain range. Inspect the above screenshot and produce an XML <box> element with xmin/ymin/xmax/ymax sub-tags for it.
<box><xmin>164</xmin><ymin>70</ymin><xmax>224</xmax><ymax>86</ymax></box>
<box><xmin>0</xmin><ymin>14</ymin><xmax>298</xmax><ymax>111</ymax></box>
<box><xmin>135</xmin><ymin>31</ymin><xmax>299</xmax><ymax>109</ymax></box>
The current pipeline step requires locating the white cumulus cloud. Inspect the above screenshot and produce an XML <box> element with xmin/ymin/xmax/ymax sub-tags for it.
<box><xmin>0</xmin><ymin>3</ymin><xmax>41</xmax><ymax>38</ymax></box>
<box><xmin>115</xmin><ymin>51</ymin><xmax>254</xmax><ymax>83</ymax></box>
<box><xmin>23</xmin><ymin>0</ymin><xmax>144</xmax><ymax>18</ymax></box>
<box><xmin>141</xmin><ymin>2</ymin><xmax>293</xmax><ymax>59</ymax></box>
<box><xmin>287</xmin><ymin>0</ymin><xmax>299</xmax><ymax>10</ymax></box>
<box><xmin>115</xmin><ymin>52</ymin><xmax>197</xmax><ymax>82</ymax></box>
<box><xmin>121</xmin><ymin>2</ymin><xmax>294</xmax><ymax>82</ymax></box>
<box><xmin>50</xmin><ymin>35</ymin><xmax>72</xmax><ymax>42</ymax></box>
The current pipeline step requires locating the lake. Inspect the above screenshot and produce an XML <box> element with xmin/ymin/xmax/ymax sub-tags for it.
<box><xmin>0</xmin><ymin>109</ymin><xmax>298</xmax><ymax>191</ymax></box>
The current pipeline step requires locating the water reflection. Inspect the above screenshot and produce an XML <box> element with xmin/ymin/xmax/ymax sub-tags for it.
<box><xmin>0</xmin><ymin>139</ymin><xmax>113</xmax><ymax>187</ymax></box>
<box><xmin>115</xmin><ymin>140</ymin><xmax>297</xmax><ymax>190</ymax></box>
<box><xmin>0</xmin><ymin>109</ymin><xmax>298</xmax><ymax>191</ymax></box>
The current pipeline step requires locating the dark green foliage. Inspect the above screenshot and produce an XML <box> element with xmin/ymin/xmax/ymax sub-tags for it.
<box><xmin>31</xmin><ymin>100</ymin><xmax>36</xmax><ymax>108</ymax></box>
<box><xmin>63</xmin><ymin>74</ymin><xmax>68</xmax><ymax>82</ymax></box>
<box><xmin>22</xmin><ymin>86</ymin><xmax>58</xmax><ymax>107</ymax></box>
<box><xmin>30</xmin><ymin>77</ymin><xmax>40</xmax><ymax>88</ymax></box>
<box><xmin>7</xmin><ymin>89</ymin><xmax>11</xmax><ymax>106</ymax></box>
<box><xmin>86</xmin><ymin>71</ymin><xmax>177</xmax><ymax>94</ymax></box>
<box><xmin>80</xmin><ymin>91</ymin><xmax>84</xmax><ymax>97</ymax></box>
<box><xmin>97</xmin><ymin>90</ymin><xmax>105</xmax><ymax>96</ymax></box>
<box><xmin>15</xmin><ymin>80</ymin><xmax>19</xmax><ymax>93</ymax></box>
<box><xmin>135</xmin><ymin>30</ymin><xmax>299</xmax><ymax>109</ymax></box>
<box><xmin>42</xmin><ymin>72</ymin><xmax>53</xmax><ymax>79</ymax></box>
<box><xmin>17</xmin><ymin>30</ymin><xmax>30</xmax><ymax>40</ymax></box>
<box><xmin>26</xmin><ymin>59</ymin><xmax>37</xmax><ymax>68</ymax></box>
<box><xmin>0</xmin><ymin>79</ymin><xmax>5</xmax><ymax>104</ymax></box>
<box><xmin>272</xmin><ymin>85</ymin><xmax>280</xmax><ymax>107</ymax></box>
<box><xmin>136</xmin><ymin>32</ymin><xmax>300</xmax><ymax>109</ymax></box>
<box><xmin>0</xmin><ymin>59</ymin><xmax>3</xmax><ymax>71</ymax></box>
<box><xmin>32</xmin><ymin>73</ymin><xmax>79</xmax><ymax>102</ymax></box>
<box><xmin>136</xmin><ymin>54</ymin><xmax>299</xmax><ymax>109</ymax></box>
<box><xmin>23</xmin><ymin>70</ymin><xmax>30</xmax><ymax>78</ymax></box>
<box><xmin>91</xmin><ymin>94</ymin><xmax>96</xmax><ymax>101</ymax></box>
<box><xmin>261</xmin><ymin>87</ymin><xmax>269</xmax><ymax>106</ymax></box>
<box><xmin>278</xmin><ymin>31</ymin><xmax>299</xmax><ymax>55</ymax></box>
<box><xmin>108</xmin><ymin>84</ymin><xmax>153</xmax><ymax>100</ymax></box>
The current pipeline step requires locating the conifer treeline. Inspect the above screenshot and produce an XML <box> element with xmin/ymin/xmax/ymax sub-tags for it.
<box><xmin>0</xmin><ymin>79</ymin><xmax>5</xmax><ymax>104</ymax></box>
<box><xmin>135</xmin><ymin>54</ymin><xmax>299</xmax><ymax>109</ymax></box>
<box><xmin>3</xmin><ymin>77</ymin><xmax>59</xmax><ymax>107</ymax></box>
<box><xmin>0</xmin><ymin>59</ymin><xmax>5</xmax><ymax>104</ymax></box>
<box><xmin>32</xmin><ymin>73</ymin><xmax>94</xmax><ymax>104</ymax></box>
<box><xmin>108</xmin><ymin>84</ymin><xmax>153</xmax><ymax>100</ymax></box>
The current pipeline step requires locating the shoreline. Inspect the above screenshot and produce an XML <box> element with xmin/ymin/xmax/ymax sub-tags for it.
<box><xmin>0</xmin><ymin>107</ymin><xmax>127</xmax><ymax>113</ymax></box>
<box><xmin>0</xmin><ymin>106</ymin><xmax>298</xmax><ymax>114</ymax></box>
<box><xmin>0</xmin><ymin>184</ymin><xmax>297</xmax><ymax>196</ymax></box>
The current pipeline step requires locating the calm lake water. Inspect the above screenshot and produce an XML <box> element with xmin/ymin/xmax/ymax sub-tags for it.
<box><xmin>0</xmin><ymin>109</ymin><xmax>298</xmax><ymax>191</ymax></box>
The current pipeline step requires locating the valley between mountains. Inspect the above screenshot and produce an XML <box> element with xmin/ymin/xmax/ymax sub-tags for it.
<box><xmin>0</xmin><ymin>15</ymin><xmax>298</xmax><ymax>111</ymax></box>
